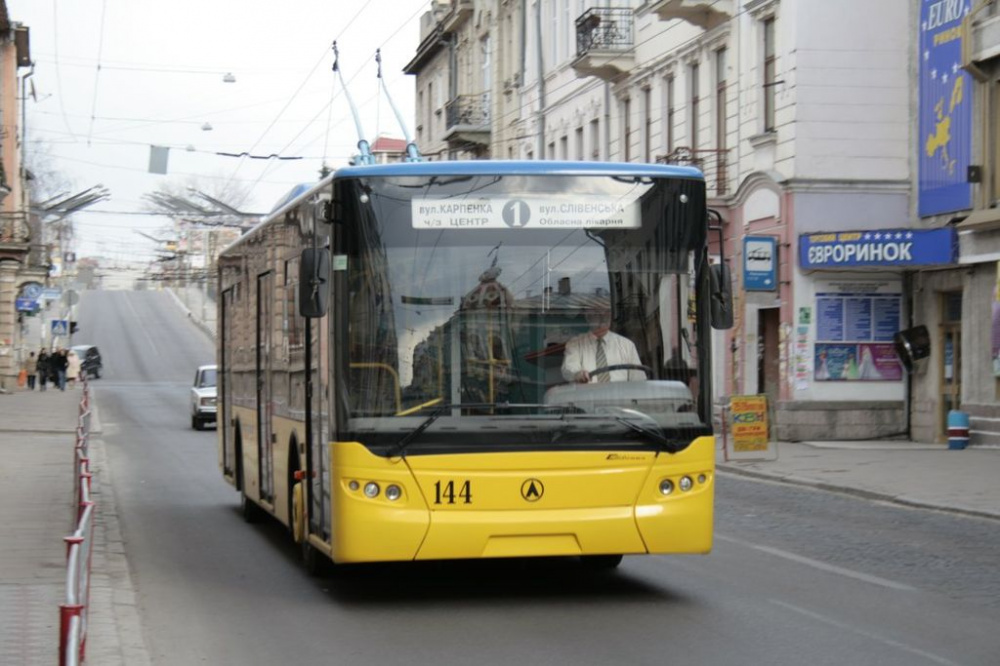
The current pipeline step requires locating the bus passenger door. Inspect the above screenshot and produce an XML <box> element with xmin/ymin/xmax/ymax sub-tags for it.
<box><xmin>220</xmin><ymin>287</ymin><xmax>234</xmax><ymax>477</ymax></box>
<box><xmin>257</xmin><ymin>272</ymin><xmax>275</xmax><ymax>502</ymax></box>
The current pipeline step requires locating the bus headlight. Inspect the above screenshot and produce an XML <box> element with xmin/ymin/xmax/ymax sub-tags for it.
<box><xmin>385</xmin><ymin>484</ymin><xmax>402</xmax><ymax>501</ymax></box>
<box><xmin>679</xmin><ymin>476</ymin><xmax>693</xmax><ymax>492</ymax></box>
<box><xmin>363</xmin><ymin>482</ymin><xmax>380</xmax><ymax>498</ymax></box>
<box><xmin>659</xmin><ymin>479</ymin><xmax>674</xmax><ymax>495</ymax></box>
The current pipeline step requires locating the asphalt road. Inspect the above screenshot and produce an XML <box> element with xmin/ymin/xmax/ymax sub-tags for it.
<box><xmin>78</xmin><ymin>289</ymin><xmax>1000</xmax><ymax>666</ymax></box>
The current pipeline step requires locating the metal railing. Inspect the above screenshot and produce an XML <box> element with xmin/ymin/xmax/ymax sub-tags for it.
<box><xmin>444</xmin><ymin>94</ymin><xmax>491</xmax><ymax>132</ymax></box>
<box><xmin>576</xmin><ymin>7</ymin><xmax>634</xmax><ymax>56</ymax></box>
<box><xmin>657</xmin><ymin>147</ymin><xmax>731</xmax><ymax>196</ymax></box>
<box><xmin>61</xmin><ymin>376</ymin><xmax>94</xmax><ymax>666</ymax></box>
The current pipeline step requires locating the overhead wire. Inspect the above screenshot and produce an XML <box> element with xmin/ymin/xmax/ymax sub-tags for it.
<box><xmin>246</xmin><ymin>1</ymin><xmax>426</xmax><ymax>190</ymax></box>
<box><xmin>50</xmin><ymin>0</ymin><xmax>77</xmax><ymax>141</ymax></box>
<box><xmin>85</xmin><ymin>0</ymin><xmax>110</xmax><ymax>147</ymax></box>
<box><xmin>221</xmin><ymin>0</ymin><xmax>383</xmax><ymax>191</ymax></box>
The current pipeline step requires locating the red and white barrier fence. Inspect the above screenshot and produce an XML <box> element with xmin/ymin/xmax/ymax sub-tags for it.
<box><xmin>61</xmin><ymin>376</ymin><xmax>94</xmax><ymax>666</ymax></box>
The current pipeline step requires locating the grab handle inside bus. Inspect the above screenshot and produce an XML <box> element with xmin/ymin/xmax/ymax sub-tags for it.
<box><xmin>299</xmin><ymin>248</ymin><xmax>331</xmax><ymax>318</ymax></box>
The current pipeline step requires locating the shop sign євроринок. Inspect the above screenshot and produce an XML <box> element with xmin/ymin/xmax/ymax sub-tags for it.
<box><xmin>799</xmin><ymin>228</ymin><xmax>957</xmax><ymax>270</ymax></box>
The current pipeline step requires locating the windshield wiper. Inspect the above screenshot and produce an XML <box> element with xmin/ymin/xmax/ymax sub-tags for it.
<box><xmin>610</xmin><ymin>413</ymin><xmax>684</xmax><ymax>454</ymax></box>
<box><xmin>390</xmin><ymin>402</ymin><xmax>579</xmax><ymax>456</ymax></box>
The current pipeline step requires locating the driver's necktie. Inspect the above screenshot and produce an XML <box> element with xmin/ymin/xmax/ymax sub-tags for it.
<box><xmin>595</xmin><ymin>338</ymin><xmax>609</xmax><ymax>382</ymax></box>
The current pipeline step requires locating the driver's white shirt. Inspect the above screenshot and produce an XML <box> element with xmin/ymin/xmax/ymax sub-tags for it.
<box><xmin>561</xmin><ymin>330</ymin><xmax>643</xmax><ymax>383</ymax></box>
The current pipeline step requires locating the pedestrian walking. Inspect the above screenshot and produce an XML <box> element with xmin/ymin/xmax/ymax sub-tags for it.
<box><xmin>37</xmin><ymin>349</ymin><xmax>49</xmax><ymax>391</ymax></box>
<box><xmin>54</xmin><ymin>348</ymin><xmax>69</xmax><ymax>391</ymax></box>
<box><xmin>24</xmin><ymin>352</ymin><xmax>37</xmax><ymax>390</ymax></box>
<box><xmin>66</xmin><ymin>349</ymin><xmax>81</xmax><ymax>389</ymax></box>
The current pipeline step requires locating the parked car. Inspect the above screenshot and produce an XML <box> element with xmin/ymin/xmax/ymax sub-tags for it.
<box><xmin>70</xmin><ymin>345</ymin><xmax>103</xmax><ymax>379</ymax></box>
<box><xmin>190</xmin><ymin>365</ymin><xmax>217</xmax><ymax>430</ymax></box>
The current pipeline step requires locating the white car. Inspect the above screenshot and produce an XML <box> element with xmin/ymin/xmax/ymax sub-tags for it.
<box><xmin>190</xmin><ymin>365</ymin><xmax>218</xmax><ymax>430</ymax></box>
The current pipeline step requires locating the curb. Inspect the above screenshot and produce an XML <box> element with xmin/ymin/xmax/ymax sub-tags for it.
<box><xmin>164</xmin><ymin>288</ymin><xmax>215</xmax><ymax>341</ymax></box>
<box><xmin>717</xmin><ymin>464</ymin><xmax>1000</xmax><ymax>523</ymax></box>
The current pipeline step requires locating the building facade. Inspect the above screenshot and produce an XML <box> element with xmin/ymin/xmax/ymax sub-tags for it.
<box><xmin>909</xmin><ymin>0</ymin><xmax>1000</xmax><ymax>445</ymax></box>
<box><xmin>406</xmin><ymin>1</ymin><xmax>1000</xmax><ymax>445</ymax></box>
<box><xmin>0</xmin><ymin>2</ymin><xmax>32</xmax><ymax>392</ymax></box>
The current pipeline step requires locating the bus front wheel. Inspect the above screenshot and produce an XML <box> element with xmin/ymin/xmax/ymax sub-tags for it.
<box><xmin>302</xmin><ymin>539</ymin><xmax>325</xmax><ymax>577</ymax></box>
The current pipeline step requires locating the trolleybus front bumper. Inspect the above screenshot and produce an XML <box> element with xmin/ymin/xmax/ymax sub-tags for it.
<box><xmin>328</xmin><ymin>436</ymin><xmax>715</xmax><ymax>563</ymax></box>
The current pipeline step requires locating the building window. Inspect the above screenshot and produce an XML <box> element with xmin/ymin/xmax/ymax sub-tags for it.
<box><xmin>559</xmin><ymin>135</ymin><xmax>568</xmax><ymax>160</ymax></box>
<box><xmin>427</xmin><ymin>81</ymin><xmax>434</xmax><ymax>141</ymax></box>
<box><xmin>622</xmin><ymin>97</ymin><xmax>632</xmax><ymax>162</ymax></box>
<box><xmin>575</xmin><ymin>126</ymin><xmax>584</xmax><ymax>160</ymax></box>
<box><xmin>547</xmin><ymin>140</ymin><xmax>556</xmax><ymax>160</ymax></box>
<box><xmin>715</xmin><ymin>47</ymin><xmax>728</xmax><ymax>195</ymax></box>
<box><xmin>690</xmin><ymin>63</ymin><xmax>700</xmax><ymax>149</ymax></box>
<box><xmin>643</xmin><ymin>87</ymin><xmax>652</xmax><ymax>163</ymax></box>
<box><xmin>715</xmin><ymin>47</ymin><xmax>727</xmax><ymax>151</ymax></box>
<box><xmin>664</xmin><ymin>75</ymin><xmax>675</xmax><ymax>155</ymax></box>
<box><xmin>590</xmin><ymin>118</ymin><xmax>600</xmax><ymax>160</ymax></box>
<box><xmin>993</xmin><ymin>79</ymin><xmax>1000</xmax><ymax>204</ymax></box>
<box><xmin>763</xmin><ymin>17</ymin><xmax>777</xmax><ymax>132</ymax></box>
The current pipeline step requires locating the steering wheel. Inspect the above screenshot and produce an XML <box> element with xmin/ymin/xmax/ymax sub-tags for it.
<box><xmin>588</xmin><ymin>364</ymin><xmax>653</xmax><ymax>380</ymax></box>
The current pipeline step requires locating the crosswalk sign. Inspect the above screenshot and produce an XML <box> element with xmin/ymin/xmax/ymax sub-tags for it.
<box><xmin>51</xmin><ymin>320</ymin><xmax>69</xmax><ymax>336</ymax></box>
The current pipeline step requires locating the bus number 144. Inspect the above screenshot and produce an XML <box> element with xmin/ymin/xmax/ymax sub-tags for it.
<box><xmin>434</xmin><ymin>480</ymin><xmax>472</xmax><ymax>505</ymax></box>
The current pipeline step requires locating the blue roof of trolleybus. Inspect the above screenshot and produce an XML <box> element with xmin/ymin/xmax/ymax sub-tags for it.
<box><xmin>333</xmin><ymin>160</ymin><xmax>704</xmax><ymax>181</ymax></box>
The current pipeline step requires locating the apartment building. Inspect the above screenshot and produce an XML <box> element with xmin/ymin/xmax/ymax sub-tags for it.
<box><xmin>406</xmin><ymin>2</ymin><xmax>1000</xmax><ymax>444</ymax></box>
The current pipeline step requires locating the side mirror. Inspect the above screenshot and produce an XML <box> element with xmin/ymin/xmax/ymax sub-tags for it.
<box><xmin>709</xmin><ymin>262</ymin><xmax>733</xmax><ymax>330</ymax></box>
<box><xmin>299</xmin><ymin>248</ymin><xmax>330</xmax><ymax>318</ymax></box>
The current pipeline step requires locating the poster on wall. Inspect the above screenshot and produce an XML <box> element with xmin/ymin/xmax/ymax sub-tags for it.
<box><xmin>918</xmin><ymin>0</ymin><xmax>973</xmax><ymax>217</ymax></box>
<box><xmin>814</xmin><ymin>284</ymin><xmax>903</xmax><ymax>381</ymax></box>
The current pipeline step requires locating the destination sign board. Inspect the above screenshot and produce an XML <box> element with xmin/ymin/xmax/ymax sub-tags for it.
<box><xmin>411</xmin><ymin>195</ymin><xmax>640</xmax><ymax>230</ymax></box>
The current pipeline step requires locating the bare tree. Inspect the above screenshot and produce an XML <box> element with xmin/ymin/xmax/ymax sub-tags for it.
<box><xmin>142</xmin><ymin>173</ymin><xmax>255</xmax><ymax>224</ymax></box>
<box><xmin>24</xmin><ymin>140</ymin><xmax>75</xmax><ymax>205</ymax></box>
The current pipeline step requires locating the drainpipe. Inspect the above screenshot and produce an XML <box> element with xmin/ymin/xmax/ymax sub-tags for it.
<box><xmin>604</xmin><ymin>81</ymin><xmax>611</xmax><ymax>160</ymax></box>
<box><xmin>535</xmin><ymin>0</ymin><xmax>545</xmax><ymax>158</ymax></box>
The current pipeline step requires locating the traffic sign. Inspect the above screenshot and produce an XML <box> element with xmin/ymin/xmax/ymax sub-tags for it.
<box><xmin>51</xmin><ymin>320</ymin><xmax>69</xmax><ymax>337</ymax></box>
<box><xmin>15</xmin><ymin>297</ymin><xmax>38</xmax><ymax>312</ymax></box>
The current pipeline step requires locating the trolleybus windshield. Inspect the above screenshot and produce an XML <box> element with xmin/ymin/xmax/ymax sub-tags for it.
<box><xmin>335</xmin><ymin>173</ymin><xmax>711</xmax><ymax>455</ymax></box>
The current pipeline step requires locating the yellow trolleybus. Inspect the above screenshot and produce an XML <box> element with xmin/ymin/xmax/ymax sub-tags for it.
<box><xmin>217</xmin><ymin>160</ymin><xmax>732</xmax><ymax>571</ymax></box>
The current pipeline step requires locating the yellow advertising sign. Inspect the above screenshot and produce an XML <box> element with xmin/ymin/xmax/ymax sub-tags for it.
<box><xmin>730</xmin><ymin>395</ymin><xmax>769</xmax><ymax>452</ymax></box>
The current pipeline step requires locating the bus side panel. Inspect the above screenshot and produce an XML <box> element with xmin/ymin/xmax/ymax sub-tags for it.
<box><xmin>634</xmin><ymin>435</ymin><xmax>715</xmax><ymax>554</ymax></box>
<box><xmin>330</xmin><ymin>442</ymin><xmax>431</xmax><ymax>563</ymax></box>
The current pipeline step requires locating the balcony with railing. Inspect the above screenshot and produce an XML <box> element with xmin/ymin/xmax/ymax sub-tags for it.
<box><xmin>650</xmin><ymin>0</ymin><xmax>734</xmax><ymax>31</ymax></box>
<box><xmin>444</xmin><ymin>94</ymin><xmax>491</xmax><ymax>148</ymax></box>
<box><xmin>657</xmin><ymin>147</ymin><xmax>731</xmax><ymax>197</ymax></box>
<box><xmin>572</xmin><ymin>7</ymin><xmax>635</xmax><ymax>81</ymax></box>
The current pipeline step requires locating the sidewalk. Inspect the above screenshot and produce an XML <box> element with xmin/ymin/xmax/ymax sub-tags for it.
<box><xmin>0</xmin><ymin>386</ymin><xmax>149</xmax><ymax>665</ymax></box>
<box><xmin>0</xmin><ymin>388</ymin><xmax>80</xmax><ymax>665</ymax></box>
<box><xmin>717</xmin><ymin>439</ymin><xmax>1000</xmax><ymax>521</ymax></box>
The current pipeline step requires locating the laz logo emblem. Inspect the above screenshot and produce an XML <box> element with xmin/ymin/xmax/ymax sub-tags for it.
<box><xmin>433</xmin><ymin>480</ymin><xmax>472</xmax><ymax>505</ymax></box>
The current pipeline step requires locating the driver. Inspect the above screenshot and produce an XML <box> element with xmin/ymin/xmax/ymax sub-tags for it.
<box><xmin>561</xmin><ymin>306</ymin><xmax>644</xmax><ymax>383</ymax></box>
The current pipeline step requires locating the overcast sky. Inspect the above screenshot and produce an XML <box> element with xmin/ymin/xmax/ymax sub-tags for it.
<box><xmin>10</xmin><ymin>0</ymin><xmax>423</xmax><ymax>263</ymax></box>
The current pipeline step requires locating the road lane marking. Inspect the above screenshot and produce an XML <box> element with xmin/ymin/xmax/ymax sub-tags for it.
<box><xmin>717</xmin><ymin>534</ymin><xmax>916</xmax><ymax>591</ymax></box>
<box><xmin>123</xmin><ymin>293</ymin><xmax>161</xmax><ymax>356</ymax></box>
<box><xmin>769</xmin><ymin>599</ymin><xmax>961</xmax><ymax>666</ymax></box>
